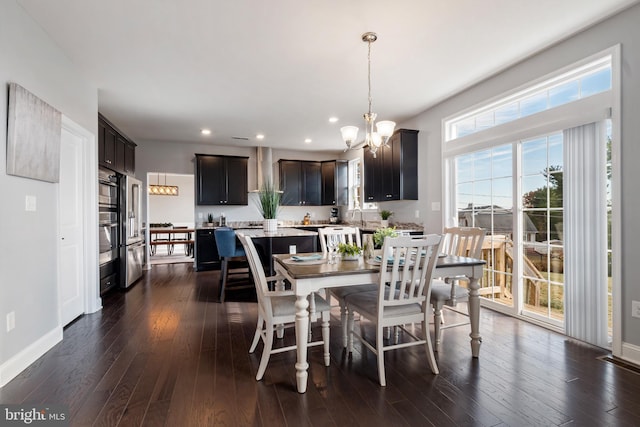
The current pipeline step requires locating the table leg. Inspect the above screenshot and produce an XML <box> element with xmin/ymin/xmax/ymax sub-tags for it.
<box><xmin>468</xmin><ymin>273</ymin><xmax>482</xmax><ymax>357</ymax></box>
<box><xmin>295</xmin><ymin>294</ymin><xmax>310</xmax><ymax>393</ymax></box>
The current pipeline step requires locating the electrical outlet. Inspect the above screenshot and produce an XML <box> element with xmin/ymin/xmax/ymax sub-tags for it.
<box><xmin>415</xmin><ymin>210</ymin><xmax>420</xmax><ymax>218</ymax></box>
<box><xmin>25</xmin><ymin>195</ymin><xmax>36</xmax><ymax>212</ymax></box>
<box><xmin>6</xmin><ymin>311</ymin><xmax>15</xmax><ymax>332</ymax></box>
<box><xmin>632</xmin><ymin>301</ymin><xmax>640</xmax><ymax>319</ymax></box>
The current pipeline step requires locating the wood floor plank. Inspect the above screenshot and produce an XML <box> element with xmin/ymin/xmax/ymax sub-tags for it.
<box><xmin>2</xmin><ymin>262</ymin><xmax>640</xmax><ymax>427</ymax></box>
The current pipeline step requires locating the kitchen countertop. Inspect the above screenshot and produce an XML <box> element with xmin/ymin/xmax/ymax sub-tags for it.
<box><xmin>235</xmin><ymin>228</ymin><xmax>318</xmax><ymax>238</ymax></box>
<box><xmin>197</xmin><ymin>221</ymin><xmax>423</xmax><ymax>232</ymax></box>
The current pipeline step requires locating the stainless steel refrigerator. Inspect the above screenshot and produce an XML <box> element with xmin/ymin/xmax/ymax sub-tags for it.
<box><xmin>121</xmin><ymin>175</ymin><xmax>144</xmax><ymax>288</ymax></box>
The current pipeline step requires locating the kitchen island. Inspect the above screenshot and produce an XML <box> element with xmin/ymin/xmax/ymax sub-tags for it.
<box><xmin>235</xmin><ymin>228</ymin><xmax>318</xmax><ymax>276</ymax></box>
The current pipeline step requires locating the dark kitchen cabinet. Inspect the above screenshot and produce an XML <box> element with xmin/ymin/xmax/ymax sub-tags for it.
<box><xmin>363</xmin><ymin>129</ymin><xmax>418</xmax><ymax>202</ymax></box>
<box><xmin>279</xmin><ymin>160</ymin><xmax>321</xmax><ymax>206</ymax></box>
<box><xmin>195</xmin><ymin>229</ymin><xmax>220</xmax><ymax>271</ymax></box>
<box><xmin>321</xmin><ymin>160</ymin><xmax>348</xmax><ymax>206</ymax></box>
<box><xmin>98</xmin><ymin>114</ymin><xmax>136</xmax><ymax>175</ymax></box>
<box><xmin>195</xmin><ymin>154</ymin><xmax>249</xmax><ymax>205</ymax></box>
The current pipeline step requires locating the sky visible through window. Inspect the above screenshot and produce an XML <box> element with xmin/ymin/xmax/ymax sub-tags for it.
<box><xmin>450</xmin><ymin>66</ymin><xmax>611</xmax><ymax>140</ymax></box>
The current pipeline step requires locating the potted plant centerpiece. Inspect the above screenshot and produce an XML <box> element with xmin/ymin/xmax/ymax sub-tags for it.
<box><xmin>379</xmin><ymin>210</ymin><xmax>393</xmax><ymax>227</ymax></box>
<box><xmin>256</xmin><ymin>181</ymin><xmax>281</xmax><ymax>233</ymax></box>
<box><xmin>373</xmin><ymin>226</ymin><xmax>398</xmax><ymax>258</ymax></box>
<box><xmin>337</xmin><ymin>242</ymin><xmax>362</xmax><ymax>261</ymax></box>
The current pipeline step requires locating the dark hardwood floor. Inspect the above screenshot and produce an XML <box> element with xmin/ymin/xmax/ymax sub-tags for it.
<box><xmin>2</xmin><ymin>263</ymin><xmax>640</xmax><ymax>426</ymax></box>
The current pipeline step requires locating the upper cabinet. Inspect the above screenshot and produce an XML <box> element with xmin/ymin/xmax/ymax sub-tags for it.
<box><xmin>363</xmin><ymin>129</ymin><xmax>418</xmax><ymax>202</ymax></box>
<box><xmin>279</xmin><ymin>160</ymin><xmax>321</xmax><ymax>206</ymax></box>
<box><xmin>99</xmin><ymin>114</ymin><xmax>136</xmax><ymax>175</ymax></box>
<box><xmin>321</xmin><ymin>160</ymin><xmax>349</xmax><ymax>206</ymax></box>
<box><xmin>196</xmin><ymin>154</ymin><xmax>249</xmax><ymax>205</ymax></box>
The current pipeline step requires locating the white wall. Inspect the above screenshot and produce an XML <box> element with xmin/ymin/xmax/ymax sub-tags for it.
<box><xmin>0</xmin><ymin>0</ymin><xmax>98</xmax><ymax>385</ymax></box>
<box><xmin>148</xmin><ymin>174</ymin><xmax>195</xmax><ymax>226</ymax></box>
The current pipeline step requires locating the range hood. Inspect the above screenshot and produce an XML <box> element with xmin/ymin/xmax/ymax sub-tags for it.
<box><xmin>255</xmin><ymin>146</ymin><xmax>275</xmax><ymax>191</ymax></box>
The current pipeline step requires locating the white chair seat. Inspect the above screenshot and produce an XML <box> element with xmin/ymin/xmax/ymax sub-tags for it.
<box><xmin>345</xmin><ymin>289</ymin><xmax>422</xmax><ymax>319</ymax></box>
<box><xmin>271</xmin><ymin>294</ymin><xmax>331</xmax><ymax>317</ymax></box>
<box><xmin>430</xmin><ymin>280</ymin><xmax>469</xmax><ymax>303</ymax></box>
<box><xmin>330</xmin><ymin>284</ymin><xmax>378</xmax><ymax>299</ymax></box>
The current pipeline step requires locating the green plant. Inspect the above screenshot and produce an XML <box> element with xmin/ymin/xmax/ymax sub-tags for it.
<box><xmin>337</xmin><ymin>242</ymin><xmax>362</xmax><ymax>256</ymax></box>
<box><xmin>207</xmin><ymin>213</ymin><xmax>213</xmax><ymax>223</ymax></box>
<box><xmin>379</xmin><ymin>210</ymin><xmax>393</xmax><ymax>220</ymax></box>
<box><xmin>256</xmin><ymin>181</ymin><xmax>281</xmax><ymax>219</ymax></box>
<box><xmin>373</xmin><ymin>227</ymin><xmax>398</xmax><ymax>248</ymax></box>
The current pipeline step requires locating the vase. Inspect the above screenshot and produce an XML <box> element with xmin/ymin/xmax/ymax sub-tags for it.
<box><xmin>380</xmin><ymin>219</ymin><xmax>389</xmax><ymax>228</ymax></box>
<box><xmin>363</xmin><ymin>234</ymin><xmax>375</xmax><ymax>260</ymax></box>
<box><xmin>342</xmin><ymin>254</ymin><xmax>360</xmax><ymax>261</ymax></box>
<box><xmin>263</xmin><ymin>218</ymin><xmax>278</xmax><ymax>233</ymax></box>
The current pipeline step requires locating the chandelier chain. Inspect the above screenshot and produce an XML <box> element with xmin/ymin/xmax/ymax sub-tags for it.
<box><xmin>367</xmin><ymin>38</ymin><xmax>372</xmax><ymax>115</ymax></box>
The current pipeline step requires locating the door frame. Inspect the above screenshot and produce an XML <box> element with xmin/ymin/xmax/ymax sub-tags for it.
<box><xmin>58</xmin><ymin>115</ymin><xmax>101</xmax><ymax>324</ymax></box>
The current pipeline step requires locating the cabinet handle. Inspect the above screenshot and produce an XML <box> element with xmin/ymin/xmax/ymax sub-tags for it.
<box><xmin>106</xmin><ymin>160</ymin><xmax>112</xmax><ymax>164</ymax></box>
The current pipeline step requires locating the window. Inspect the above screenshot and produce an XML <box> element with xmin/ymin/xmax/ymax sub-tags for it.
<box><xmin>444</xmin><ymin>47</ymin><xmax>618</xmax><ymax>348</ymax></box>
<box><xmin>348</xmin><ymin>158</ymin><xmax>377</xmax><ymax>211</ymax></box>
<box><xmin>445</xmin><ymin>56</ymin><xmax>612</xmax><ymax>142</ymax></box>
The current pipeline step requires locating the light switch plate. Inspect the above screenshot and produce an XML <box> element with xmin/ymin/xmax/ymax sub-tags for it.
<box><xmin>25</xmin><ymin>195</ymin><xmax>36</xmax><ymax>211</ymax></box>
<box><xmin>632</xmin><ymin>300</ymin><xmax>640</xmax><ymax>318</ymax></box>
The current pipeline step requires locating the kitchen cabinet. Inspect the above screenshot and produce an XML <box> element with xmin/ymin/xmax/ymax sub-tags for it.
<box><xmin>363</xmin><ymin>129</ymin><xmax>418</xmax><ymax>202</ymax></box>
<box><xmin>99</xmin><ymin>114</ymin><xmax>136</xmax><ymax>175</ymax></box>
<box><xmin>321</xmin><ymin>160</ymin><xmax>348</xmax><ymax>206</ymax></box>
<box><xmin>195</xmin><ymin>154</ymin><xmax>249</xmax><ymax>205</ymax></box>
<box><xmin>195</xmin><ymin>229</ymin><xmax>220</xmax><ymax>271</ymax></box>
<box><xmin>279</xmin><ymin>160</ymin><xmax>321</xmax><ymax>206</ymax></box>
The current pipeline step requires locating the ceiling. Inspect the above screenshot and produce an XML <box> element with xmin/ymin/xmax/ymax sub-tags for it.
<box><xmin>18</xmin><ymin>0</ymin><xmax>638</xmax><ymax>151</ymax></box>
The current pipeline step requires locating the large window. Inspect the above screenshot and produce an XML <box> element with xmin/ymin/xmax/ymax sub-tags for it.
<box><xmin>444</xmin><ymin>48</ymin><xmax>617</xmax><ymax>348</ymax></box>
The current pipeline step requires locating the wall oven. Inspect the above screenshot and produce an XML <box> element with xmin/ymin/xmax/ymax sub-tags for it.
<box><xmin>98</xmin><ymin>168</ymin><xmax>119</xmax><ymax>267</ymax></box>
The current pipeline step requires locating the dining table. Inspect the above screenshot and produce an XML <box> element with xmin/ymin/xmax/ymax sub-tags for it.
<box><xmin>273</xmin><ymin>252</ymin><xmax>486</xmax><ymax>393</ymax></box>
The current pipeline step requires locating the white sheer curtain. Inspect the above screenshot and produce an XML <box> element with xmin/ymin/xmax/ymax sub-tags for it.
<box><xmin>563</xmin><ymin>121</ymin><xmax>608</xmax><ymax>347</ymax></box>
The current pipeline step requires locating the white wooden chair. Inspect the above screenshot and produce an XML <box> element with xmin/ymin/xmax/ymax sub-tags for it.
<box><xmin>318</xmin><ymin>226</ymin><xmax>377</xmax><ymax>347</ymax></box>
<box><xmin>345</xmin><ymin>234</ymin><xmax>442</xmax><ymax>386</ymax></box>
<box><xmin>237</xmin><ymin>234</ymin><xmax>331</xmax><ymax>381</ymax></box>
<box><xmin>431</xmin><ymin>226</ymin><xmax>485</xmax><ymax>352</ymax></box>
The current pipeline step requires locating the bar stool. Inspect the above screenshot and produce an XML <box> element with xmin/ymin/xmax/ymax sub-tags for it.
<box><xmin>214</xmin><ymin>227</ymin><xmax>252</xmax><ymax>302</ymax></box>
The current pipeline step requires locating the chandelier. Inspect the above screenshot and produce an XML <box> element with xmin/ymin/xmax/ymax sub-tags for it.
<box><xmin>341</xmin><ymin>32</ymin><xmax>395</xmax><ymax>158</ymax></box>
<box><xmin>148</xmin><ymin>173</ymin><xmax>179</xmax><ymax>196</ymax></box>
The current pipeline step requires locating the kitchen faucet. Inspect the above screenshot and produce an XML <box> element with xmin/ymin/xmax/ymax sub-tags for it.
<box><xmin>351</xmin><ymin>207</ymin><xmax>364</xmax><ymax>227</ymax></box>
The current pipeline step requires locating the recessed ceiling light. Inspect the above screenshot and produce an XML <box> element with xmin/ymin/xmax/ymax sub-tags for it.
<box><xmin>304</xmin><ymin>138</ymin><xmax>312</xmax><ymax>144</ymax></box>
<box><xmin>329</xmin><ymin>117</ymin><xmax>339</xmax><ymax>123</ymax></box>
<box><xmin>256</xmin><ymin>134</ymin><xmax>265</xmax><ymax>140</ymax></box>
<box><xmin>201</xmin><ymin>129</ymin><xmax>211</xmax><ymax>135</ymax></box>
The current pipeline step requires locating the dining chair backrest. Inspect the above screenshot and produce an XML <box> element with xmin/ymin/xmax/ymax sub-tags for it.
<box><xmin>214</xmin><ymin>227</ymin><xmax>242</xmax><ymax>257</ymax></box>
<box><xmin>318</xmin><ymin>226</ymin><xmax>361</xmax><ymax>255</ymax></box>
<box><xmin>441</xmin><ymin>227</ymin><xmax>485</xmax><ymax>259</ymax></box>
<box><xmin>237</xmin><ymin>234</ymin><xmax>272</xmax><ymax>314</ymax></box>
<box><xmin>378</xmin><ymin>234</ymin><xmax>442</xmax><ymax>310</ymax></box>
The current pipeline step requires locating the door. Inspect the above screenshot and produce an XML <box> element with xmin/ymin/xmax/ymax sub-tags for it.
<box><xmin>58</xmin><ymin>126</ymin><xmax>85</xmax><ymax>326</ymax></box>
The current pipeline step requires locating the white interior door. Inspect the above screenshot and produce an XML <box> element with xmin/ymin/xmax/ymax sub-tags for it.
<box><xmin>58</xmin><ymin>126</ymin><xmax>85</xmax><ymax>326</ymax></box>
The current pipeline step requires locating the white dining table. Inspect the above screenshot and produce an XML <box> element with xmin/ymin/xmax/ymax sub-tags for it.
<box><xmin>273</xmin><ymin>253</ymin><xmax>486</xmax><ymax>393</ymax></box>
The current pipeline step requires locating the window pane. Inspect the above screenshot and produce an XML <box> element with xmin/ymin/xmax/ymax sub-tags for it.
<box><xmin>457</xmin><ymin>182</ymin><xmax>473</xmax><ymax>211</ymax></box>
<box><xmin>456</xmin><ymin>154</ymin><xmax>474</xmax><ymax>183</ymax></box>
<box><xmin>473</xmin><ymin>151</ymin><xmax>492</xmax><ymax>180</ymax></box>
<box><xmin>522</xmin><ymin>175</ymin><xmax>547</xmax><ymax>208</ymax></box>
<box><xmin>550</xmin><ymin>210</ymin><xmax>563</xmax><ymax>241</ymax></box>
<box><xmin>548</xmin><ymin>81</ymin><xmax>579</xmax><ymax>108</ymax></box>
<box><xmin>492</xmin><ymin>145</ymin><xmax>512</xmax><ymax>178</ymax></box>
<box><xmin>524</xmin><ymin>211</ymin><xmax>548</xmax><ymax>242</ymax></box>
<box><xmin>520</xmin><ymin>92</ymin><xmax>547</xmax><ymax>117</ymax></box>
<box><xmin>493</xmin><ymin>177</ymin><xmax>512</xmax><ymax>210</ymax></box>
<box><xmin>494</xmin><ymin>102</ymin><xmax>519</xmax><ymax>125</ymax></box>
<box><xmin>473</xmin><ymin>180</ymin><xmax>492</xmax><ymax>207</ymax></box>
<box><xmin>476</xmin><ymin>111</ymin><xmax>494</xmax><ymax>131</ymax></box>
<box><xmin>548</xmin><ymin>134</ymin><xmax>563</xmax><ymax>171</ymax></box>
<box><xmin>581</xmin><ymin>67</ymin><xmax>612</xmax><ymax>97</ymax></box>
<box><xmin>522</xmin><ymin>137</ymin><xmax>548</xmax><ymax>176</ymax></box>
<box><xmin>455</xmin><ymin>118</ymin><xmax>475</xmax><ymax>138</ymax></box>
<box><xmin>548</xmin><ymin>172</ymin><xmax>563</xmax><ymax>208</ymax></box>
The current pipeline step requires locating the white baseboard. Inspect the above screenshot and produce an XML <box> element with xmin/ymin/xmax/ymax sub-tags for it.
<box><xmin>620</xmin><ymin>341</ymin><xmax>640</xmax><ymax>367</ymax></box>
<box><xmin>0</xmin><ymin>326</ymin><xmax>63</xmax><ymax>387</ymax></box>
